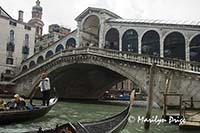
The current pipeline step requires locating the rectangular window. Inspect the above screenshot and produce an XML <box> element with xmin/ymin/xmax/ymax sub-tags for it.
<box><xmin>24</xmin><ymin>25</ymin><xmax>31</xmax><ymax>30</ymax></box>
<box><xmin>9</xmin><ymin>21</ymin><xmax>17</xmax><ymax>26</ymax></box>
<box><xmin>6</xmin><ymin>58</ymin><xmax>14</xmax><ymax>65</ymax></box>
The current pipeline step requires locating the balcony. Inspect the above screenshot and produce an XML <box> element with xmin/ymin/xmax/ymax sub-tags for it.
<box><xmin>7</xmin><ymin>42</ymin><xmax>15</xmax><ymax>52</ymax></box>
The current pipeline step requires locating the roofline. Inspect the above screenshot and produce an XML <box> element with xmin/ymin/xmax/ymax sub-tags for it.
<box><xmin>107</xmin><ymin>18</ymin><xmax>200</xmax><ymax>29</ymax></box>
<box><xmin>0</xmin><ymin>6</ymin><xmax>35</xmax><ymax>27</ymax></box>
<box><xmin>0</xmin><ymin>15</ymin><xmax>36</xmax><ymax>28</ymax></box>
<box><xmin>0</xmin><ymin>6</ymin><xmax>12</xmax><ymax>19</ymax></box>
<box><xmin>75</xmin><ymin>7</ymin><xmax>121</xmax><ymax>21</ymax></box>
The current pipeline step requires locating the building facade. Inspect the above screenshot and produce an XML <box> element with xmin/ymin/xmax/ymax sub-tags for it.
<box><xmin>34</xmin><ymin>24</ymin><xmax>71</xmax><ymax>53</ymax></box>
<box><xmin>0</xmin><ymin>6</ymin><xmax>35</xmax><ymax>81</ymax></box>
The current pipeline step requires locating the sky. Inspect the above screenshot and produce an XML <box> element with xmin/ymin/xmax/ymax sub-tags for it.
<box><xmin>1</xmin><ymin>0</ymin><xmax>200</xmax><ymax>34</ymax></box>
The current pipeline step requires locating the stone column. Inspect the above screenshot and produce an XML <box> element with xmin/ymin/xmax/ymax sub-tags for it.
<box><xmin>119</xmin><ymin>32</ymin><xmax>122</xmax><ymax>51</ymax></box>
<box><xmin>138</xmin><ymin>36</ymin><xmax>142</xmax><ymax>54</ymax></box>
<box><xmin>99</xmin><ymin>18</ymin><xmax>105</xmax><ymax>48</ymax></box>
<box><xmin>76</xmin><ymin>21</ymin><xmax>82</xmax><ymax>47</ymax></box>
<box><xmin>160</xmin><ymin>38</ymin><xmax>164</xmax><ymax>58</ymax></box>
<box><xmin>185</xmin><ymin>39</ymin><xmax>190</xmax><ymax>61</ymax></box>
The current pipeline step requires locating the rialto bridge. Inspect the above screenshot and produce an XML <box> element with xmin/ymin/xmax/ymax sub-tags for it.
<box><xmin>9</xmin><ymin>7</ymin><xmax>200</xmax><ymax>107</ymax></box>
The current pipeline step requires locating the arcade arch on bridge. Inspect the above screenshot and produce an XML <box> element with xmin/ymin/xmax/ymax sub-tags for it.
<box><xmin>105</xmin><ymin>28</ymin><xmax>119</xmax><ymax>50</ymax></box>
<box><xmin>81</xmin><ymin>15</ymin><xmax>100</xmax><ymax>47</ymax></box>
<box><xmin>55</xmin><ymin>44</ymin><xmax>64</xmax><ymax>53</ymax></box>
<box><xmin>66</xmin><ymin>38</ymin><xmax>76</xmax><ymax>49</ymax></box>
<box><xmin>164</xmin><ymin>32</ymin><xmax>185</xmax><ymax>60</ymax></box>
<box><xmin>29</xmin><ymin>61</ymin><xmax>36</xmax><ymax>69</ymax></box>
<box><xmin>37</xmin><ymin>56</ymin><xmax>44</xmax><ymax>64</ymax></box>
<box><xmin>190</xmin><ymin>34</ymin><xmax>200</xmax><ymax>62</ymax></box>
<box><xmin>45</xmin><ymin>50</ymin><xmax>54</xmax><ymax>59</ymax></box>
<box><xmin>122</xmin><ymin>29</ymin><xmax>138</xmax><ymax>53</ymax></box>
<box><xmin>22</xmin><ymin>65</ymin><xmax>28</xmax><ymax>72</ymax></box>
<box><xmin>141</xmin><ymin>30</ymin><xmax>160</xmax><ymax>56</ymax></box>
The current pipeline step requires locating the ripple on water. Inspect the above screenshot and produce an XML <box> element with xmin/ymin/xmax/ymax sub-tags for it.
<box><xmin>120</xmin><ymin>129</ymin><xmax>131</xmax><ymax>133</ymax></box>
<box><xmin>0</xmin><ymin>101</ymin><xmax>195</xmax><ymax>133</ymax></box>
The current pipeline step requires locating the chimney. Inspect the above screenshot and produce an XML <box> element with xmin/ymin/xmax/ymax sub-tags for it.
<box><xmin>18</xmin><ymin>10</ymin><xmax>24</xmax><ymax>22</ymax></box>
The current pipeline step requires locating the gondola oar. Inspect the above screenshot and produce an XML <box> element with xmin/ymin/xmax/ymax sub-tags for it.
<box><xmin>29</xmin><ymin>87</ymin><xmax>39</xmax><ymax>105</ymax></box>
<box><xmin>128</xmin><ymin>89</ymin><xmax>135</xmax><ymax>113</ymax></box>
<box><xmin>28</xmin><ymin>78</ymin><xmax>41</xmax><ymax>105</ymax></box>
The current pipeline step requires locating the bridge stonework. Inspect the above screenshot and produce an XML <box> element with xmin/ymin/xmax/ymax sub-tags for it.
<box><xmin>12</xmin><ymin>47</ymin><xmax>200</xmax><ymax>107</ymax></box>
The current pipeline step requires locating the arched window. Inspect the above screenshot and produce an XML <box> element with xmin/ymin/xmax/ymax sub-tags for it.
<box><xmin>122</xmin><ymin>29</ymin><xmax>138</xmax><ymax>53</ymax></box>
<box><xmin>25</xmin><ymin>34</ymin><xmax>29</xmax><ymax>46</ymax></box>
<box><xmin>36</xmin><ymin>27</ymin><xmax>40</xmax><ymax>34</ymax></box>
<box><xmin>105</xmin><ymin>28</ymin><xmax>119</xmax><ymax>50</ymax></box>
<box><xmin>10</xmin><ymin>30</ymin><xmax>14</xmax><ymax>43</ymax></box>
<box><xmin>190</xmin><ymin>35</ymin><xmax>200</xmax><ymax>62</ymax></box>
<box><xmin>45</xmin><ymin>50</ymin><xmax>54</xmax><ymax>58</ymax></box>
<box><xmin>141</xmin><ymin>30</ymin><xmax>160</xmax><ymax>56</ymax></box>
<box><xmin>22</xmin><ymin>34</ymin><xmax>30</xmax><ymax>60</ymax></box>
<box><xmin>55</xmin><ymin>44</ymin><xmax>64</xmax><ymax>53</ymax></box>
<box><xmin>164</xmin><ymin>32</ymin><xmax>185</xmax><ymax>60</ymax></box>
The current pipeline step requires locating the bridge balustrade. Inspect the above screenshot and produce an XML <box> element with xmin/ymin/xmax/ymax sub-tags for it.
<box><xmin>87</xmin><ymin>47</ymin><xmax>200</xmax><ymax>73</ymax></box>
<box><xmin>20</xmin><ymin>47</ymin><xmax>200</xmax><ymax>76</ymax></box>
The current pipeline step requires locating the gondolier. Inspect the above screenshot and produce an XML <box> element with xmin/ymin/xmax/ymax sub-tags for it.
<box><xmin>39</xmin><ymin>72</ymin><xmax>51</xmax><ymax>106</ymax></box>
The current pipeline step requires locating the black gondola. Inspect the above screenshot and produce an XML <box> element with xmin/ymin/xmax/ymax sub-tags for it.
<box><xmin>0</xmin><ymin>97</ymin><xmax>58</xmax><ymax>125</ymax></box>
<box><xmin>27</xmin><ymin>90</ymin><xmax>135</xmax><ymax>133</ymax></box>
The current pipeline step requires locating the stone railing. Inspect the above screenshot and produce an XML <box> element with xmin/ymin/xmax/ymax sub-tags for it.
<box><xmin>16</xmin><ymin>47</ymin><xmax>200</xmax><ymax>81</ymax></box>
<box><xmin>85</xmin><ymin>47</ymin><xmax>200</xmax><ymax>73</ymax></box>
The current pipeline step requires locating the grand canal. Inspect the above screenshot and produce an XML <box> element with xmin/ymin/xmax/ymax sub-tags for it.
<box><xmin>0</xmin><ymin>101</ymin><xmax>198</xmax><ymax>133</ymax></box>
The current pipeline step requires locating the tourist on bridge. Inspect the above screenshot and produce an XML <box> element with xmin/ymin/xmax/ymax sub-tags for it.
<box><xmin>39</xmin><ymin>72</ymin><xmax>51</xmax><ymax>106</ymax></box>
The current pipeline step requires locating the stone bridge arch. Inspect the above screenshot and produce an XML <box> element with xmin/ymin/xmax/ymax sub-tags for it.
<box><xmin>13</xmin><ymin>53</ymin><xmax>150</xmax><ymax>100</ymax></box>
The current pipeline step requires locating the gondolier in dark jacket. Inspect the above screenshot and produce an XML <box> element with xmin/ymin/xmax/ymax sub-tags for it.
<box><xmin>39</xmin><ymin>73</ymin><xmax>51</xmax><ymax>106</ymax></box>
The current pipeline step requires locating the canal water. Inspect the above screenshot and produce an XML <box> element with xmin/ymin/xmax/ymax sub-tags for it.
<box><xmin>0</xmin><ymin>101</ymin><xmax>198</xmax><ymax>133</ymax></box>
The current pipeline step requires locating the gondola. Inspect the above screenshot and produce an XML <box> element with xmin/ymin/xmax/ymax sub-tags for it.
<box><xmin>26</xmin><ymin>90</ymin><xmax>135</xmax><ymax>133</ymax></box>
<box><xmin>0</xmin><ymin>96</ymin><xmax>58</xmax><ymax>125</ymax></box>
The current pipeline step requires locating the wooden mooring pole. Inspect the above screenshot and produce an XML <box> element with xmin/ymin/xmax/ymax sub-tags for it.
<box><xmin>144</xmin><ymin>63</ymin><xmax>156</xmax><ymax>130</ymax></box>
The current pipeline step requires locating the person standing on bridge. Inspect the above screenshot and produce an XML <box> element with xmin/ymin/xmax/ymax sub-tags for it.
<box><xmin>39</xmin><ymin>73</ymin><xmax>51</xmax><ymax>106</ymax></box>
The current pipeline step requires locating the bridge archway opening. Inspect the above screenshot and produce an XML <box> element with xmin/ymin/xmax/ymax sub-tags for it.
<box><xmin>47</xmin><ymin>63</ymin><xmax>139</xmax><ymax>99</ymax></box>
<box><xmin>29</xmin><ymin>61</ymin><xmax>36</xmax><ymax>69</ymax></box>
<box><xmin>55</xmin><ymin>44</ymin><xmax>64</xmax><ymax>53</ymax></box>
<box><xmin>105</xmin><ymin>28</ymin><xmax>119</xmax><ymax>50</ymax></box>
<box><xmin>45</xmin><ymin>50</ymin><xmax>54</xmax><ymax>59</ymax></box>
<box><xmin>141</xmin><ymin>30</ymin><xmax>160</xmax><ymax>56</ymax></box>
<box><xmin>122</xmin><ymin>29</ymin><xmax>138</xmax><ymax>53</ymax></box>
<box><xmin>82</xmin><ymin>15</ymin><xmax>100</xmax><ymax>47</ymax></box>
<box><xmin>190</xmin><ymin>35</ymin><xmax>200</xmax><ymax>62</ymax></box>
<box><xmin>37</xmin><ymin>56</ymin><xmax>44</xmax><ymax>64</ymax></box>
<box><xmin>66</xmin><ymin>38</ymin><xmax>76</xmax><ymax>49</ymax></box>
<box><xmin>164</xmin><ymin>32</ymin><xmax>185</xmax><ymax>60</ymax></box>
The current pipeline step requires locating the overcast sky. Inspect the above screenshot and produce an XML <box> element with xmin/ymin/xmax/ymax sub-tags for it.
<box><xmin>1</xmin><ymin>0</ymin><xmax>200</xmax><ymax>33</ymax></box>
